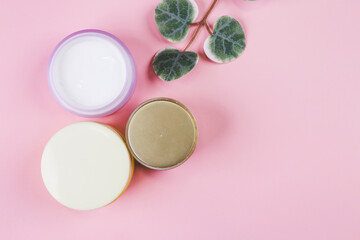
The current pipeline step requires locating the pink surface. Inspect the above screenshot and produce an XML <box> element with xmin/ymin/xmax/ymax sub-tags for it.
<box><xmin>1</xmin><ymin>0</ymin><xmax>360</xmax><ymax>239</ymax></box>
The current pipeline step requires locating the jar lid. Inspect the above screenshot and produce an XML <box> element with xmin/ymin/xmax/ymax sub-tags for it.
<box><xmin>48</xmin><ymin>30</ymin><xmax>136</xmax><ymax>117</ymax></box>
<box><xmin>41</xmin><ymin>122</ymin><xmax>133</xmax><ymax>210</ymax></box>
<box><xmin>126</xmin><ymin>98</ymin><xmax>198</xmax><ymax>170</ymax></box>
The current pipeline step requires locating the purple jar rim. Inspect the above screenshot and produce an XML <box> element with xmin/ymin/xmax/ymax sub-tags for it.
<box><xmin>48</xmin><ymin>29</ymin><xmax>136</xmax><ymax>118</ymax></box>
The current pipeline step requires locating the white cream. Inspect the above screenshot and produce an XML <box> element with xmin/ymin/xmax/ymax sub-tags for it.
<box><xmin>41</xmin><ymin>122</ymin><xmax>133</xmax><ymax>210</ymax></box>
<box><xmin>51</xmin><ymin>33</ymin><xmax>127</xmax><ymax>109</ymax></box>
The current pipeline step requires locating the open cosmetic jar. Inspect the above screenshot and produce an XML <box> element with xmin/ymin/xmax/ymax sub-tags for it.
<box><xmin>48</xmin><ymin>30</ymin><xmax>136</xmax><ymax>117</ymax></box>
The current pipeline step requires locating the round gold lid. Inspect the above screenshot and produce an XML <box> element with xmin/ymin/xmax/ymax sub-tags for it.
<box><xmin>125</xmin><ymin>98</ymin><xmax>198</xmax><ymax>170</ymax></box>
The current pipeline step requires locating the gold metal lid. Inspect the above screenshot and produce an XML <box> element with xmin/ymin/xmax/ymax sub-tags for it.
<box><xmin>125</xmin><ymin>98</ymin><xmax>198</xmax><ymax>170</ymax></box>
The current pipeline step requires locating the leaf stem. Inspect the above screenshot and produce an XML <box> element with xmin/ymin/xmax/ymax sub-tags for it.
<box><xmin>205</xmin><ymin>21</ymin><xmax>212</xmax><ymax>35</ymax></box>
<box><xmin>203</xmin><ymin>0</ymin><xmax>218</xmax><ymax>20</ymax></box>
<box><xmin>182</xmin><ymin>0</ymin><xmax>218</xmax><ymax>51</ymax></box>
<box><xmin>183</xmin><ymin>23</ymin><xmax>203</xmax><ymax>51</ymax></box>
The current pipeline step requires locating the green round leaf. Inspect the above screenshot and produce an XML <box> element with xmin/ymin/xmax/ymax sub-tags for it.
<box><xmin>204</xmin><ymin>16</ymin><xmax>246</xmax><ymax>63</ymax></box>
<box><xmin>153</xmin><ymin>47</ymin><xmax>199</xmax><ymax>81</ymax></box>
<box><xmin>155</xmin><ymin>0</ymin><xmax>198</xmax><ymax>42</ymax></box>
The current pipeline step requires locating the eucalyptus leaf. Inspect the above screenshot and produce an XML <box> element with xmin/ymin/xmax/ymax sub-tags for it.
<box><xmin>153</xmin><ymin>48</ymin><xmax>198</xmax><ymax>81</ymax></box>
<box><xmin>155</xmin><ymin>0</ymin><xmax>198</xmax><ymax>42</ymax></box>
<box><xmin>204</xmin><ymin>16</ymin><xmax>246</xmax><ymax>63</ymax></box>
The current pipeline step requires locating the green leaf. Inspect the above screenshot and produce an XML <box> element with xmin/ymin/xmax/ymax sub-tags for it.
<box><xmin>153</xmin><ymin>48</ymin><xmax>198</xmax><ymax>81</ymax></box>
<box><xmin>155</xmin><ymin>0</ymin><xmax>198</xmax><ymax>42</ymax></box>
<box><xmin>204</xmin><ymin>16</ymin><xmax>246</xmax><ymax>63</ymax></box>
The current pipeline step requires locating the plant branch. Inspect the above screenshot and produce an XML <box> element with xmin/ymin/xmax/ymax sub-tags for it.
<box><xmin>183</xmin><ymin>22</ymin><xmax>203</xmax><ymax>51</ymax></box>
<box><xmin>205</xmin><ymin>21</ymin><xmax>212</xmax><ymax>35</ymax></box>
<box><xmin>203</xmin><ymin>0</ymin><xmax>218</xmax><ymax>20</ymax></box>
<box><xmin>182</xmin><ymin>0</ymin><xmax>218</xmax><ymax>51</ymax></box>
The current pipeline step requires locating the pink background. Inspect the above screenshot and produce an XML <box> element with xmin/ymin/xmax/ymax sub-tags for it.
<box><xmin>1</xmin><ymin>0</ymin><xmax>360</xmax><ymax>239</ymax></box>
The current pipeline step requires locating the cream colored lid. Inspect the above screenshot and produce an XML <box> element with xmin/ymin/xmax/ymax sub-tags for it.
<box><xmin>41</xmin><ymin>122</ymin><xmax>132</xmax><ymax>210</ymax></box>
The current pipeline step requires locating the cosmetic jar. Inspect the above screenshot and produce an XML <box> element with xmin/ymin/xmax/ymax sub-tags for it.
<box><xmin>41</xmin><ymin>122</ymin><xmax>133</xmax><ymax>210</ymax></box>
<box><xmin>126</xmin><ymin>98</ymin><xmax>198</xmax><ymax>170</ymax></box>
<box><xmin>48</xmin><ymin>30</ymin><xmax>136</xmax><ymax>117</ymax></box>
